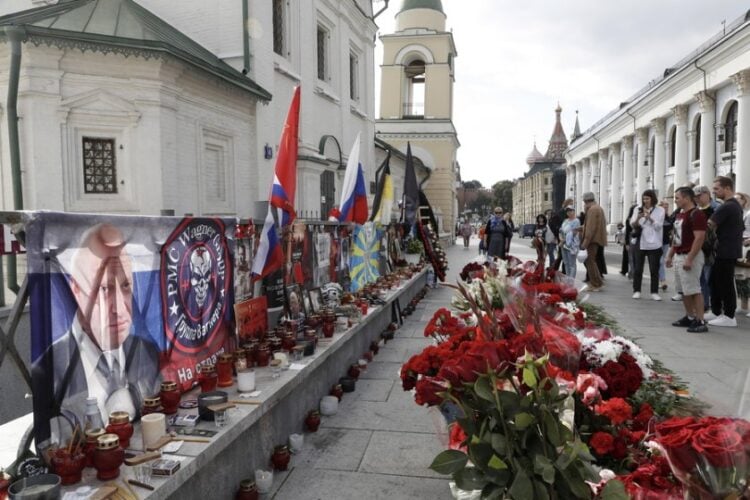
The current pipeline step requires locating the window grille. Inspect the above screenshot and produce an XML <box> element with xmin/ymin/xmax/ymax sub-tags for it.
<box><xmin>82</xmin><ymin>137</ymin><xmax>117</xmax><ymax>194</ymax></box>
<box><xmin>349</xmin><ymin>53</ymin><xmax>359</xmax><ymax>100</ymax></box>
<box><xmin>694</xmin><ymin>115</ymin><xmax>701</xmax><ymax>161</ymax></box>
<box><xmin>317</xmin><ymin>26</ymin><xmax>327</xmax><ymax>81</ymax></box>
<box><xmin>725</xmin><ymin>101</ymin><xmax>738</xmax><ymax>153</ymax></box>
<box><xmin>273</xmin><ymin>0</ymin><xmax>284</xmax><ymax>55</ymax></box>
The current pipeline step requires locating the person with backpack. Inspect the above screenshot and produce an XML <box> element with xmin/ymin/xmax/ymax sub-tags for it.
<box><xmin>694</xmin><ymin>185</ymin><xmax>720</xmax><ymax>311</ymax></box>
<box><xmin>667</xmin><ymin>186</ymin><xmax>708</xmax><ymax>333</ymax></box>
<box><xmin>705</xmin><ymin>176</ymin><xmax>744</xmax><ymax>327</ymax></box>
<box><xmin>630</xmin><ymin>189</ymin><xmax>665</xmax><ymax>300</ymax></box>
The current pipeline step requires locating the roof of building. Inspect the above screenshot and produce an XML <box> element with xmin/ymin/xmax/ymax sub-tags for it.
<box><xmin>572</xmin><ymin>110</ymin><xmax>581</xmax><ymax>139</ymax></box>
<box><xmin>545</xmin><ymin>103</ymin><xmax>568</xmax><ymax>161</ymax></box>
<box><xmin>526</xmin><ymin>142</ymin><xmax>544</xmax><ymax>165</ymax></box>
<box><xmin>0</xmin><ymin>0</ymin><xmax>272</xmax><ymax>101</ymax></box>
<box><xmin>398</xmin><ymin>0</ymin><xmax>444</xmax><ymax>14</ymax></box>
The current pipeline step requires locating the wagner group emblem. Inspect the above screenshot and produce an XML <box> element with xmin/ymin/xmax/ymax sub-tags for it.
<box><xmin>161</xmin><ymin>218</ymin><xmax>232</xmax><ymax>354</ymax></box>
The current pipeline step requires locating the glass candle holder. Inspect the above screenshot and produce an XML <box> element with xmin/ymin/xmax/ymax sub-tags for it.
<box><xmin>142</xmin><ymin>396</ymin><xmax>161</xmax><ymax>416</ymax></box>
<box><xmin>271</xmin><ymin>445</ymin><xmax>291</xmax><ymax>471</ymax></box>
<box><xmin>254</xmin><ymin>470</ymin><xmax>273</xmax><ymax>494</ymax></box>
<box><xmin>217</xmin><ymin>353</ymin><xmax>234</xmax><ymax>387</ymax></box>
<box><xmin>50</xmin><ymin>448</ymin><xmax>87</xmax><ymax>485</ymax></box>
<box><xmin>160</xmin><ymin>381</ymin><xmax>180</xmax><ymax>415</ymax></box>
<box><xmin>84</xmin><ymin>428</ymin><xmax>105</xmax><ymax>468</ymax></box>
<box><xmin>106</xmin><ymin>411</ymin><xmax>133</xmax><ymax>449</ymax></box>
<box><xmin>256</xmin><ymin>344</ymin><xmax>270</xmax><ymax>367</ymax></box>
<box><xmin>237</xmin><ymin>369</ymin><xmax>256</xmax><ymax>393</ymax></box>
<box><xmin>288</xmin><ymin>433</ymin><xmax>304</xmax><ymax>453</ymax></box>
<box><xmin>93</xmin><ymin>434</ymin><xmax>124</xmax><ymax>481</ymax></box>
<box><xmin>199</xmin><ymin>364</ymin><xmax>219</xmax><ymax>392</ymax></box>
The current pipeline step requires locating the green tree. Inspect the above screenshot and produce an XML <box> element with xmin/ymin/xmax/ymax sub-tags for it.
<box><xmin>463</xmin><ymin>179</ymin><xmax>483</xmax><ymax>190</ymax></box>
<box><xmin>466</xmin><ymin>189</ymin><xmax>493</xmax><ymax>216</ymax></box>
<box><xmin>492</xmin><ymin>180</ymin><xmax>514</xmax><ymax>213</ymax></box>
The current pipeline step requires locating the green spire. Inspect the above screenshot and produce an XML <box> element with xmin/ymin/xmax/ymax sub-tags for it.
<box><xmin>398</xmin><ymin>0</ymin><xmax>444</xmax><ymax>14</ymax></box>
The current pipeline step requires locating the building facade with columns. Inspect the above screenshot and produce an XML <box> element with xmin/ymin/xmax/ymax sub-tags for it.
<box><xmin>567</xmin><ymin>9</ymin><xmax>750</xmax><ymax>228</ymax></box>
<box><xmin>512</xmin><ymin>106</ymin><xmax>569</xmax><ymax>225</ymax></box>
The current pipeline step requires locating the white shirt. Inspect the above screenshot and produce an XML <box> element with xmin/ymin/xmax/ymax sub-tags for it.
<box><xmin>630</xmin><ymin>205</ymin><xmax>664</xmax><ymax>251</ymax></box>
<box><xmin>71</xmin><ymin>318</ymin><xmax>133</xmax><ymax>423</ymax></box>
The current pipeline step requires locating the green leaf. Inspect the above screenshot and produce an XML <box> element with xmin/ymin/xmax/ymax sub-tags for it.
<box><xmin>429</xmin><ymin>449</ymin><xmax>468</xmax><ymax>475</ymax></box>
<box><xmin>469</xmin><ymin>442</ymin><xmax>494</xmax><ymax>471</ymax></box>
<box><xmin>558</xmin><ymin>467</ymin><xmax>590</xmax><ymax>499</ymax></box>
<box><xmin>542</xmin><ymin>410</ymin><xmax>562</xmax><ymax>447</ymax></box>
<box><xmin>522</xmin><ymin>367</ymin><xmax>537</xmax><ymax>388</ymax></box>
<box><xmin>533</xmin><ymin>454</ymin><xmax>555</xmax><ymax>485</ymax></box>
<box><xmin>457</xmin><ymin>417</ymin><xmax>477</xmax><ymax>437</ymax></box>
<box><xmin>481</xmin><ymin>484</ymin><xmax>506</xmax><ymax>500</ymax></box>
<box><xmin>488</xmin><ymin>454</ymin><xmax>508</xmax><ymax>470</ymax></box>
<box><xmin>491</xmin><ymin>433</ymin><xmax>508</xmax><ymax>456</ymax></box>
<box><xmin>508</xmin><ymin>469</ymin><xmax>534</xmax><ymax>500</ymax></box>
<box><xmin>515</xmin><ymin>412</ymin><xmax>535</xmax><ymax>430</ymax></box>
<box><xmin>498</xmin><ymin>391</ymin><xmax>521</xmax><ymax>414</ymax></box>
<box><xmin>532</xmin><ymin>480</ymin><xmax>551</xmax><ymax>500</ymax></box>
<box><xmin>454</xmin><ymin>467</ymin><xmax>489</xmax><ymax>491</ymax></box>
<box><xmin>600</xmin><ymin>479</ymin><xmax>629</xmax><ymax>500</ymax></box>
<box><xmin>474</xmin><ymin>377</ymin><xmax>495</xmax><ymax>402</ymax></box>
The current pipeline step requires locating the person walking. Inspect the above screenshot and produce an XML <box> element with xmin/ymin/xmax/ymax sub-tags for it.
<box><xmin>560</xmin><ymin>206</ymin><xmax>581</xmax><ymax>280</ymax></box>
<box><xmin>503</xmin><ymin>213</ymin><xmax>515</xmax><ymax>255</ymax></box>
<box><xmin>478</xmin><ymin>224</ymin><xmax>486</xmax><ymax>255</ymax></box>
<box><xmin>580</xmin><ymin>192</ymin><xmax>607</xmax><ymax>292</ymax></box>
<box><xmin>705</xmin><ymin>176</ymin><xmax>744</xmax><ymax>327</ymax></box>
<box><xmin>460</xmin><ymin>219</ymin><xmax>473</xmax><ymax>249</ymax></box>
<box><xmin>484</xmin><ymin>207</ymin><xmax>510</xmax><ymax>259</ymax></box>
<box><xmin>667</xmin><ymin>186</ymin><xmax>708</xmax><ymax>333</ymax></box>
<box><xmin>552</xmin><ymin>199</ymin><xmax>572</xmax><ymax>271</ymax></box>
<box><xmin>630</xmin><ymin>190</ymin><xmax>665</xmax><ymax>300</ymax></box>
<box><xmin>621</xmin><ymin>204</ymin><xmax>638</xmax><ymax>278</ymax></box>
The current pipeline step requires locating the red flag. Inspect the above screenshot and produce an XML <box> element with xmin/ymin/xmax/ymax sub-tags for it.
<box><xmin>270</xmin><ymin>86</ymin><xmax>300</xmax><ymax>227</ymax></box>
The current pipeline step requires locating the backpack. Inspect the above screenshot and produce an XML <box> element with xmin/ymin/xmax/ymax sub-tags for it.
<box><xmin>689</xmin><ymin>209</ymin><xmax>716</xmax><ymax>265</ymax></box>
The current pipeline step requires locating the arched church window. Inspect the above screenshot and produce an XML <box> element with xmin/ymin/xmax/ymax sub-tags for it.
<box><xmin>694</xmin><ymin>115</ymin><xmax>701</xmax><ymax>161</ymax></box>
<box><xmin>725</xmin><ymin>101</ymin><xmax>738</xmax><ymax>154</ymax></box>
<box><xmin>404</xmin><ymin>60</ymin><xmax>425</xmax><ymax>117</ymax></box>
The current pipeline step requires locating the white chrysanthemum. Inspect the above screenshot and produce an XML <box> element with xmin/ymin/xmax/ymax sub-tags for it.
<box><xmin>591</xmin><ymin>341</ymin><xmax>623</xmax><ymax>365</ymax></box>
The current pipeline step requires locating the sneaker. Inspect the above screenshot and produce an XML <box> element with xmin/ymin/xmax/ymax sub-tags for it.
<box><xmin>708</xmin><ymin>315</ymin><xmax>737</xmax><ymax>327</ymax></box>
<box><xmin>632</xmin><ymin>292</ymin><xmax>641</xmax><ymax>299</ymax></box>
<box><xmin>703</xmin><ymin>312</ymin><xmax>718</xmax><ymax>321</ymax></box>
<box><xmin>672</xmin><ymin>316</ymin><xmax>693</xmax><ymax>327</ymax></box>
<box><xmin>687</xmin><ymin>320</ymin><xmax>708</xmax><ymax>333</ymax></box>
<box><xmin>651</xmin><ymin>293</ymin><xmax>662</xmax><ymax>301</ymax></box>
<box><xmin>671</xmin><ymin>294</ymin><xmax>683</xmax><ymax>301</ymax></box>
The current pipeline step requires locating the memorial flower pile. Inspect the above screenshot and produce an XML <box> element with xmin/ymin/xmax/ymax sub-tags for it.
<box><xmin>402</xmin><ymin>257</ymin><xmax>750</xmax><ymax>499</ymax></box>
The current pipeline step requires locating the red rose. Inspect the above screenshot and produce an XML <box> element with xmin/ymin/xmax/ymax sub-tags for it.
<box><xmin>438</xmin><ymin>358</ymin><xmax>478</xmax><ymax>386</ymax></box>
<box><xmin>691</xmin><ymin>424</ymin><xmax>745</xmax><ymax>468</ymax></box>
<box><xmin>590</xmin><ymin>431</ymin><xmax>615</xmax><ymax>456</ymax></box>
<box><xmin>414</xmin><ymin>377</ymin><xmax>446</xmax><ymax>407</ymax></box>
<box><xmin>402</xmin><ymin>373</ymin><xmax>417</xmax><ymax>391</ymax></box>
<box><xmin>659</xmin><ymin>427</ymin><xmax>697</xmax><ymax>473</ymax></box>
<box><xmin>595</xmin><ymin>397</ymin><xmax>633</xmax><ymax>426</ymax></box>
<box><xmin>611</xmin><ymin>436</ymin><xmax>628</xmax><ymax>460</ymax></box>
<box><xmin>633</xmin><ymin>403</ymin><xmax>654</xmax><ymax>431</ymax></box>
<box><xmin>656</xmin><ymin>417</ymin><xmax>697</xmax><ymax>436</ymax></box>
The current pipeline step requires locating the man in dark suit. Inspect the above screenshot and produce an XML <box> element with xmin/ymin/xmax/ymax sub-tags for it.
<box><xmin>32</xmin><ymin>224</ymin><xmax>160</xmax><ymax>449</ymax></box>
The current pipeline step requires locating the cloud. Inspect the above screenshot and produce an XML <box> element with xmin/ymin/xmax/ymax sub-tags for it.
<box><xmin>375</xmin><ymin>0</ymin><xmax>745</xmax><ymax>187</ymax></box>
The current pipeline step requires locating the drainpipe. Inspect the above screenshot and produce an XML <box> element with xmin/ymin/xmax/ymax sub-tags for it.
<box><xmin>5</xmin><ymin>26</ymin><xmax>26</xmax><ymax>295</ymax></box>
<box><xmin>242</xmin><ymin>0</ymin><xmax>251</xmax><ymax>75</ymax></box>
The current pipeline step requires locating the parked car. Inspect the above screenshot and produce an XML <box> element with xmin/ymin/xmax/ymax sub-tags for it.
<box><xmin>521</xmin><ymin>224</ymin><xmax>536</xmax><ymax>238</ymax></box>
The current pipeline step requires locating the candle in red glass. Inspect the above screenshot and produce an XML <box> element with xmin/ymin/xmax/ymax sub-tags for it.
<box><xmin>348</xmin><ymin>364</ymin><xmax>361</xmax><ymax>379</ymax></box>
<box><xmin>305</xmin><ymin>410</ymin><xmax>321</xmax><ymax>432</ymax></box>
<box><xmin>217</xmin><ymin>354</ymin><xmax>234</xmax><ymax>387</ymax></box>
<box><xmin>0</xmin><ymin>470</ymin><xmax>10</xmax><ymax>500</ymax></box>
<box><xmin>256</xmin><ymin>344</ymin><xmax>271</xmax><ymax>367</ymax></box>
<box><xmin>243</xmin><ymin>342</ymin><xmax>257</xmax><ymax>367</ymax></box>
<box><xmin>199</xmin><ymin>364</ymin><xmax>219</xmax><ymax>392</ymax></box>
<box><xmin>142</xmin><ymin>396</ymin><xmax>161</xmax><ymax>416</ymax></box>
<box><xmin>160</xmin><ymin>381</ymin><xmax>180</xmax><ymax>415</ymax></box>
<box><xmin>234</xmin><ymin>349</ymin><xmax>247</xmax><ymax>371</ymax></box>
<box><xmin>370</xmin><ymin>340</ymin><xmax>380</xmax><ymax>355</ymax></box>
<box><xmin>330</xmin><ymin>384</ymin><xmax>344</xmax><ymax>401</ymax></box>
<box><xmin>50</xmin><ymin>448</ymin><xmax>87</xmax><ymax>485</ymax></box>
<box><xmin>322</xmin><ymin>316</ymin><xmax>335</xmax><ymax>338</ymax></box>
<box><xmin>106</xmin><ymin>411</ymin><xmax>133</xmax><ymax>449</ymax></box>
<box><xmin>84</xmin><ymin>428</ymin><xmax>105</xmax><ymax>467</ymax></box>
<box><xmin>269</xmin><ymin>337</ymin><xmax>282</xmax><ymax>353</ymax></box>
<box><xmin>271</xmin><ymin>445</ymin><xmax>291</xmax><ymax>471</ymax></box>
<box><xmin>236</xmin><ymin>479</ymin><xmax>259</xmax><ymax>500</ymax></box>
<box><xmin>93</xmin><ymin>434</ymin><xmax>125</xmax><ymax>481</ymax></box>
<box><xmin>281</xmin><ymin>332</ymin><xmax>296</xmax><ymax>353</ymax></box>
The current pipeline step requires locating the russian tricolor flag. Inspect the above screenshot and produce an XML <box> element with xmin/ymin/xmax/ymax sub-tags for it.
<box><xmin>338</xmin><ymin>133</ymin><xmax>368</xmax><ymax>224</ymax></box>
<box><xmin>251</xmin><ymin>209</ymin><xmax>284</xmax><ymax>280</ymax></box>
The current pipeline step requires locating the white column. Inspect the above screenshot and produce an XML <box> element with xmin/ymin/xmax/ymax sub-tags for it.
<box><xmin>673</xmin><ymin>104</ymin><xmax>689</xmax><ymax>189</ymax></box>
<box><xmin>576</xmin><ymin>162</ymin><xmax>583</xmax><ymax>211</ymax></box>
<box><xmin>610</xmin><ymin>143</ymin><xmax>622</xmax><ymax>223</ymax></box>
<box><xmin>636</xmin><ymin>127</ymin><xmax>649</xmax><ymax>197</ymax></box>
<box><xmin>731</xmin><ymin>70</ymin><xmax>750</xmax><ymax>195</ymax></box>
<box><xmin>651</xmin><ymin>118</ymin><xmax>666</xmax><ymax>196</ymax></box>
<box><xmin>589</xmin><ymin>153</ymin><xmax>599</xmax><ymax>200</ymax></box>
<box><xmin>622</xmin><ymin>135</ymin><xmax>634</xmax><ymax>210</ymax></box>
<box><xmin>582</xmin><ymin>158</ymin><xmax>591</xmax><ymax>201</ymax></box>
<box><xmin>696</xmin><ymin>91</ymin><xmax>716</xmax><ymax>188</ymax></box>
<box><xmin>599</xmin><ymin>148</ymin><xmax>609</xmax><ymax>218</ymax></box>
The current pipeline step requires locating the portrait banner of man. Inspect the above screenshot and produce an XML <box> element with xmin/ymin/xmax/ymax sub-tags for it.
<box><xmin>26</xmin><ymin>212</ymin><xmax>235</xmax><ymax>451</ymax></box>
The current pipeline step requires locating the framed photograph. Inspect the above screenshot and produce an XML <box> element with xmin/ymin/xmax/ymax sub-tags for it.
<box><xmin>284</xmin><ymin>284</ymin><xmax>306</xmax><ymax>320</ymax></box>
<box><xmin>308</xmin><ymin>288</ymin><xmax>322</xmax><ymax>313</ymax></box>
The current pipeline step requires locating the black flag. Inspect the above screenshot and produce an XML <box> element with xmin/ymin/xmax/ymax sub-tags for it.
<box><xmin>403</xmin><ymin>143</ymin><xmax>419</xmax><ymax>226</ymax></box>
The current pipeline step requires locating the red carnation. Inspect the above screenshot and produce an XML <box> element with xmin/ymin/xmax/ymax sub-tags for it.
<box><xmin>590</xmin><ymin>431</ymin><xmax>615</xmax><ymax>456</ymax></box>
<box><xmin>595</xmin><ymin>397</ymin><xmax>633</xmax><ymax>426</ymax></box>
<box><xmin>414</xmin><ymin>377</ymin><xmax>446</xmax><ymax>407</ymax></box>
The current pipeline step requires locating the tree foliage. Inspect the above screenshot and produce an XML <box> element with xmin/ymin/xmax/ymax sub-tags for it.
<box><xmin>492</xmin><ymin>180</ymin><xmax>514</xmax><ymax>213</ymax></box>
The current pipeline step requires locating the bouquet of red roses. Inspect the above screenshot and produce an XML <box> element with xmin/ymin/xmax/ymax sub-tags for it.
<box><xmin>656</xmin><ymin>416</ymin><xmax>750</xmax><ymax>498</ymax></box>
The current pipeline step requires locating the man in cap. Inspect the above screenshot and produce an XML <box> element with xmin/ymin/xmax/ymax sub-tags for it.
<box><xmin>580</xmin><ymin>192</ymin><xmax>607</xmax><ymax>292</ymax></box>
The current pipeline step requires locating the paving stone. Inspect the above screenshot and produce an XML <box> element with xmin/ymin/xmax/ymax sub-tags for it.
<box><xmin>320</xmin><ymin>399</ymin><xmax>436</xmax><ymax>433</ymax></box>
<box><xmin>358</xmin><ymin>430</ymin><xmax>445</xmax><ymax>479</ymax></box>
<box><xmin>359</xmin><ymin>361</ymin><xmax>403</xmax><ymax>380</ymax></box>
<box><xmin>341</xmin><ymin>379</ymin><xmax>395</xmax><ymax>402</ymax></box>
<box><xmin>290</xmin><ymin>428</ymin><xmax>372</xmax><ymax>471</ymax></box>
<box><xmin>272</xmin><ymin>468</ymin><xmax>452</xmax><ymax>500</ymax></box>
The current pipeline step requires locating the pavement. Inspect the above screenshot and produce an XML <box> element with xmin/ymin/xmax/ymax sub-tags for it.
<box><xmin>270</xmin><ymin>235</ymin><xmax>750</xmax><ymax>499</ymax></box>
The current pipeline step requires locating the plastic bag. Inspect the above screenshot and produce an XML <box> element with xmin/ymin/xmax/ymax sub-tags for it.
<box><xmin>576</xmin><ymin>249</ymin><xmax>588</xmax><ymax>263</ymax></box>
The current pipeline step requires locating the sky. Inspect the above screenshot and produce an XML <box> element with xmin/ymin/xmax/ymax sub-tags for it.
<box><xmin>373</xmin><ymin>0</ymin><xmax>746</xmax><ymax>188</ymax></box>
